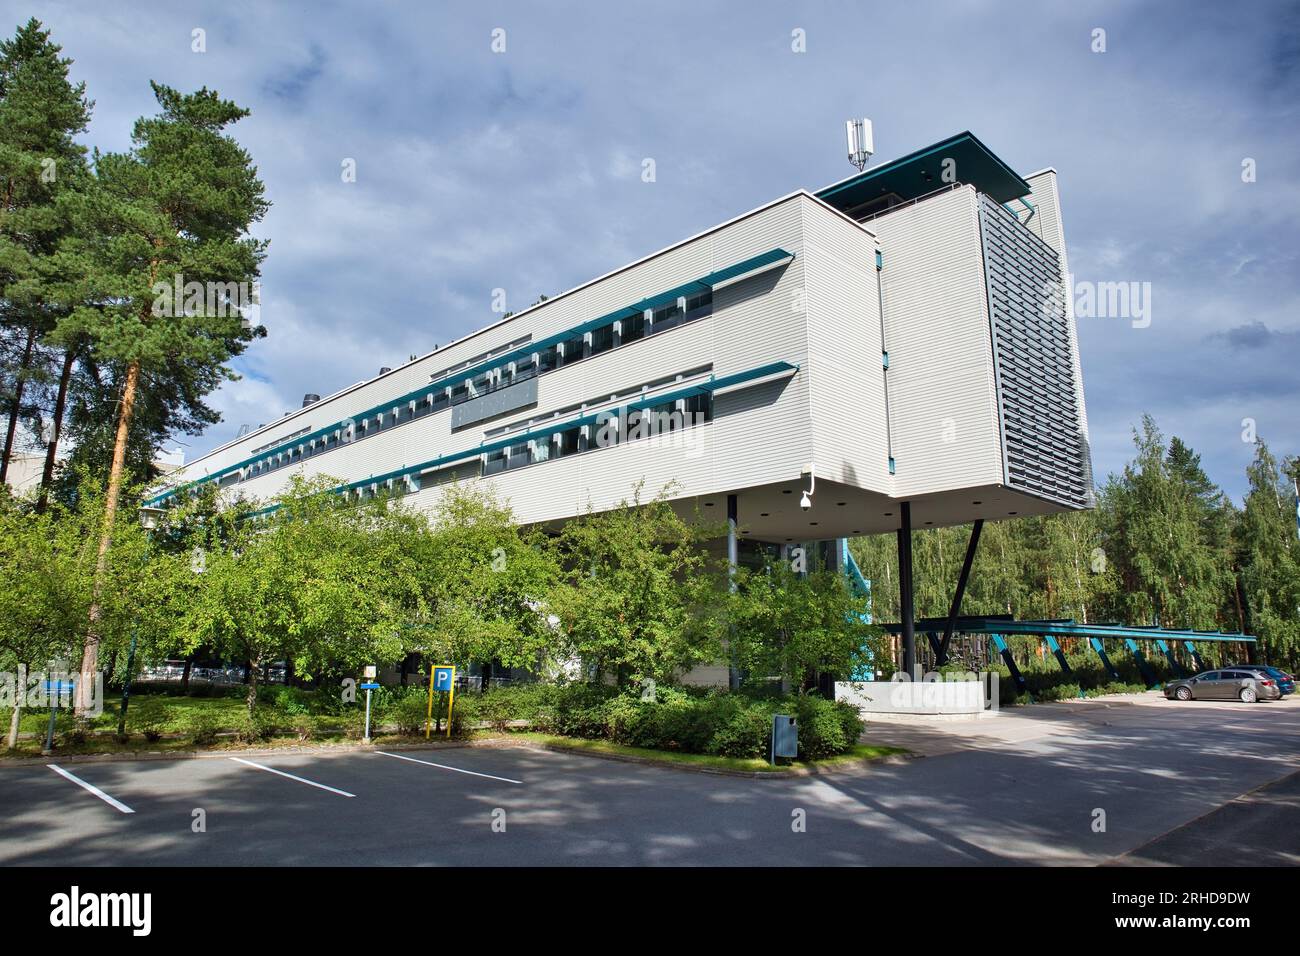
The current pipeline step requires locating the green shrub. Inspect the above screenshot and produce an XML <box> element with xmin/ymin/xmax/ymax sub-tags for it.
<box><xmin>475</xmin><ymin>691</ymin><xmax>522</xmax><ymax>732</ymax></box>
<box><xmin>128</xmin><ymin>695</ymin><xmax>169</xmax><ymax>742</ymax></box>
<box><xmin>342</xmin><ymin>708</ymin><xmax>367</xmax><ymax>741</ymax></box>
<box><xmin>791</xmin><ymin>695</ymin><xmax>850</xmax><ymax>760</ymax></box>
<box><xmin>1035</xmin><ymin>682</ymin><xmax>1082</xmax><ymax>702</ymax></box>
<box><xmin>391</xmin><ymin>690</ymin><xmax>432</xmax><ymax>736</ymax></box>
<box><xmin>187</xmin><ymin>710</ymin><xmax>223</xmax><ymax>746</ymax></box>
<box><xmin>705</xmin><ymin>704</ymin><xmax>769</xmax><ymax>758</ymax></box>
<box><xmin>290</xmin><ymin>715</ymin><xmax>317</xmax><ymax>741</ymax></box>
<box><xmin>832</xmin><ymin>698</ymin><xmax>864</xmax><ymax>746</ymax></box>
<box><xmin>232</xmin><ymin>708</ymin><xmax>277</xmax><ymax>744</ymax></box>
<box><xmin>1084</xmin><ymin>681</ymin><xmax>1146</xmax><ymax>698</ymax></box>
<box><xmin>55</xmin><ymin>712</ymin><xmax>86</xmax><ymax>747</ymax></box>
<box><xmin>606</xmin><ymin>687</ymin><xmax>711</xmax><ymax>751</ymax></box>
<box><xmin>545</xmin><ymin>683</ymin><xmax>617</xmax><ymax>739</ymax></box>
<box><xmin>263</xmin><ymin>686</ymin><xmax>315</xmax><ymax>717</ymax></box>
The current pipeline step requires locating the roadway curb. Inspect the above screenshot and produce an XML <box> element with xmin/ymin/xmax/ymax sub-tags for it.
<box><xmin>505</xmin><ymin>738</ymin><xmax>918</xmax><ymax>778</ymax></box>
<box><xmin>0</xmin><ymin>734</ymin><xmax>917</xmax><ymax>778</ymax></box>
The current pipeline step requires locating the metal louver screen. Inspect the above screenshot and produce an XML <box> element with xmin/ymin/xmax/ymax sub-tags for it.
<box><xmin>978</xmin><ymin>195</ymin><xmax>1090</xmax><ymax>508</ymax></box>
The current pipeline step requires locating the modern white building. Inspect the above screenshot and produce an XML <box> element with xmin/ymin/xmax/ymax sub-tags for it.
<box><xmin>149</xmin><ymin>131</ymin><xmax>1092</xmax><ymax>669</ymax></box>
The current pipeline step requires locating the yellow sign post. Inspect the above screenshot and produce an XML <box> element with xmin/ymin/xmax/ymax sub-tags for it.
<box><xmin>424</xmin><ymin>667</ymin><xmax>435</xmax><ymax>739</ymax></box>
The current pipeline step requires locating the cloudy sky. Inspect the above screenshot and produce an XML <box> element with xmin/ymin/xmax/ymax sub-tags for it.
<box><xmin>13</xmin><ymin>0</ymin><xmax>1299</xmax><ymax>501</ymax></box>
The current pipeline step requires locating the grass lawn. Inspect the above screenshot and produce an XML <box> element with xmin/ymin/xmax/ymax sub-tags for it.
<box><xmin>4</xmin><ymin>692</ymin><xmax>251</xmax><ymax>736</ymax></box>
<box><xmin>502</xmin><ymin>732</ymin><xmax>907</xmax><ymax>773</ymax></box>
<box><xmin>1</xmin><ymin>692</ymin><xmax>360</xmax><ymax>757</ymax></box>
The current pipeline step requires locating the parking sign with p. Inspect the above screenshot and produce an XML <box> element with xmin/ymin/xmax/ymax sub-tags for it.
<box><xmin>425</xmin><ymin>665</ymin><xmax>457</xmax><ymax>739</ymax></box>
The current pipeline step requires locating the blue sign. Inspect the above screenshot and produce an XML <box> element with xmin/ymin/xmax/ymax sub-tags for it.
<box><xmin>359</xmin><ymin>682</ymin><xmax>380</xmax><ymax>690</ymax></box>
<box><xmin>42</xmin><ymin>680</ymin><xmax>75</xmax><ymax>693</ymax></box>
<box><xmin>432</xmin><ymin>667</ymin><xmax>455</xmax><ymax>692</ymax></box>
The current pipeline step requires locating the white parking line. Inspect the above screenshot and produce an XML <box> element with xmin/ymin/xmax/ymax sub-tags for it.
<box><xmin>47</xmin><ymin>764</ymin><xmax>135</xmax><ymax>814</ymax></box>
<box><xmin>374</xmin><ymin>750</ymin><xmax>523</xmax><ymax>785</ymax></box>
<box><xmin>228</xmin><ymin>757</ymin><xmax>356</xmax><ymax>797</ymax></box>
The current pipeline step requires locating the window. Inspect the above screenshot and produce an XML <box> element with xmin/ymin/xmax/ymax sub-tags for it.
<box><xmin>685</xmin><ymin>291</ymin><xmax>712</xmax><ymax>320</ymax></box>
<box><xmin>559</xmin><ymin>335</ymin><xmax>585</xmax><ymax>367</ymax></box>
<box><xmin>537</xmin><ymin>346</ymin><xmax>558</xmax><ymax>374</ymax></box>
<box><xmin>684</xmin><ymin>392</ymin><xmax>712</xmax><ymax>424</ymax></box>
<box><xmin>484</xmin><ymin>447</ymin><xmax>507</xmax><ymax>476</ymax></box>
<box><xmin>620</xmin><ymin>312</ymin><xmax>646</xmax><ymax>344</ymax></box>
<box><xmin>652</xmin><ymin>300</ymin><xmax>683</xmax><ymax>333</ymax></box>
<box><xmin>505</xmin><ymin>441</ymin><xmax>531</xmax><ymax>470</ymax></box>
<box><xmin>589</xmin><ymin>323</ymin><xmax>614</xmax><ymax>356</ymax></box>
<box><xmin>557</xmin><ymin>427</ymin><xmax>580</xmax><ymax>457</ymax></box>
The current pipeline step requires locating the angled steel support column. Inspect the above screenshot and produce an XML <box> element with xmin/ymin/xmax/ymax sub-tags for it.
<box><xmin>938</xmin><ymin>518</ymin><xmax>983</xmax><ymax>665</ymax></box>
<box><xmin>926</xmin><ymin>631</ymin><xmax>943</xmax><ymax>660</ymax></box>
<box><xmin>1089</xmin><ymin>638</ymin><xmax>1121</xmax><ymax>680</ymax></box>
<box><xmin>990</xmin><ymin>633</ymin><xmax>1026</xmax><ymax>694</ymax></box>
<box><xmin>1043</xmin><ymin>634</ymin><xmax>1072</xmax><ymax>674</ymax></box>
<box><xmin>897</xmin><ymin>501</ymin><xmax>915</xmax><ymax>678</ymax></box>
<box><xmin>727</xmin><ymin>493</ymin><xmax>740</xmax><ymax>691</ymax></box>
<box><xmin>1184</xmin><ymin>640</ymin><xmax>1206</xmax><ymax>673</ymax></box>
<box><xmin>1124</xmin><ymin>638</ymin><xmax>1157</xmax><ymax>687</ymax></box>
<box><xmin>1156</xmin><ymin>639</ymin><xmax>1185</xmax><ymax>677</ymax></box>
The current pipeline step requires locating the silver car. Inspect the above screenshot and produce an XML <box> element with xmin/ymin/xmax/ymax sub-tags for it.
<box><xmin>1164</xmin><ymin>669</ymin><xmax>1282</xmax><ymax>703</ymax></box>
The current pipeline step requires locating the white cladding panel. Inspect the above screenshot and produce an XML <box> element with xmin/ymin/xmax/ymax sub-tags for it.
<box><xmin>801</xmin><ymin>200</ymin><xmax>890</xmax><ymax>493</ymax></box>
<box><xmin>168</xmin><ymin>193</ymin><xmax>820</xmax><ymax>522</ymax></box>
<box><xmin>871</xmin><ymin>186</ymin><xmax>1004</xmax><ymax>497</ymax></box>
<box><xmin>162</xmin><ymin>173</ymin><xmax>1085</xmax><ymax>529</ymax></box>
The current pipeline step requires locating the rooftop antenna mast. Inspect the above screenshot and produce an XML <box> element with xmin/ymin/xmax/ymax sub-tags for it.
<box><xmin>846</xmin><ymin>118</ymin><xmax>874</xmax><ymax>171</ymax></box>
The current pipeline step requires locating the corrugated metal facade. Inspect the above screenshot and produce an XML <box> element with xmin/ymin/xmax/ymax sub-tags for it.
<box><xmin>157</xmin><ymin>148</ymin><xmax>1093</xmax><ymax>533</ymax></box>
<box><xmin>978</xmin><ymin>193</ymin><xmax>1089</xmax><ymax>508</ymax></box>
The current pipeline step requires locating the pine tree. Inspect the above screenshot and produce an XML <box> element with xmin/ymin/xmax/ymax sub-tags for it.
<box><xmin>0</xmin><ymin>18</ymin><xmax>92</xmax><ymax>483</ymax></box>
<box><xmin>67</xmin><ymin>82</ymin><xmax>267</xmax><ymax>712</ymax></box>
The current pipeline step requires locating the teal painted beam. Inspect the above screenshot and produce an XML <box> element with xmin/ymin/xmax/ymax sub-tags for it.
<box><xmin>146</xmin><ymin>248</ymin><xmax>794</xmax><ymax>507</ymax></box>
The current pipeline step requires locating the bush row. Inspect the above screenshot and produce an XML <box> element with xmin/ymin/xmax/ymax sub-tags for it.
<box><xmin>113</xmin><ymin>682</ymin><xmax>863</xmax><ymax>759</ymax></box>
<box><xmin>524</xmin><ymin>684</ymin><xmax>863</xmax><ymax>760</ymax></box>
<box><xmin>67</xmin><ymin>681</ymin><xmax>860</xmax><ymax>761</ymax></box>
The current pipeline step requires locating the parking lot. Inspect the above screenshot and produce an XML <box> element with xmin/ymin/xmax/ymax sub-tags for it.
<box><xmin>2</xmin><ymin>693</ymin><xmax>1298</xmax><ymax>866</ymax></box>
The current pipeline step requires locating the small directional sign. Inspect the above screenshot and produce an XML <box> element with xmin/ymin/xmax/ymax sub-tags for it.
<box><xmin>359</xmin><ymin>682</ymin><xmax>380</xmax><ymax>690</ymax></box>
<box><xmin>432</xmin><ymin>667</ymin><xmax>455</xmax><ymax>692</ymax></box>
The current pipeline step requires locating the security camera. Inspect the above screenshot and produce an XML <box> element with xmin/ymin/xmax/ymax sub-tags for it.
<box><xmin>799</xmin><ymin>463</ymin><xmax>815</xmax><ymax>511</ymax></box>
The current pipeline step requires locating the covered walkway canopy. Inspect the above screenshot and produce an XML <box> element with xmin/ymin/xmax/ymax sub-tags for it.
<box><xmin>879</xmin><ymin>614</ymin><xmax>1257</xmax><ymax>692</ymax></box>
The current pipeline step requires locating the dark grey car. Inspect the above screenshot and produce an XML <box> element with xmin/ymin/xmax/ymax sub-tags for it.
<box><xmin>1164</xmin><ymin>669</ymin><xmax>1282</xmax><ymax>703</ymax></box>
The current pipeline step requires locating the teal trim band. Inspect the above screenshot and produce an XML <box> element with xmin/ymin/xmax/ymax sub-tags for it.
<box><xmin>475</xmin><ymin>361</ymin><xmax>798</xmax><ymax>457</ymax></box>
<box><xmin>147</xmin><ymin>249</ymin><xmax>794</xmax><ymax>506</ymax></box>
<box><xmin>234</xmin><ymin>360</ymin><xmax>797</xmax><ymax>518</ymax></box>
